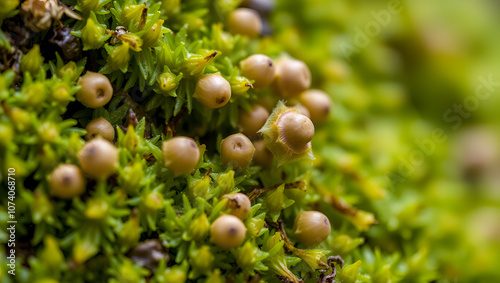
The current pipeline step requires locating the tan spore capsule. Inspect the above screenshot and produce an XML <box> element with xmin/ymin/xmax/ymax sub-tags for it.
<box><xmin>238</xmin><ymin>104</ymin><xmax>270</xmax><ymax>138</ymax></box>
<box><xmin>240</xmin><ymin>54</ymin><xmax>275</xmax><ymax>88</ymax></box>
<box><xmin>252</xmin><ymin>140</ymin><xmax>274</xmax><ymax>167</ymax></box>
<box><xmin>76</xmin><ymin>72</ymin><xmax>113</xmax><ymax>108</ymax></box>
<box><xmin>258</xmin><ymin>101</ymin><xmax>315</xmax><ymax>165</ymax></box>
<box><xmin>293</xmin><ymin>211</ymin><xmax>331</xmax><ymax>246</ymax></box>
<box><xmin>78</xmin><ymin>137</ymin><xmax>119</xmax><ymax>180</ymax></box>
<box><xmin>273</xmin><ymin>57</ymin><xmax>311</xmax><ymax>98</ymax></box>
<box><xmin>210</xmin><ymin>214</ymin><xmax>247</xmax><ymax>249</ymax></box>
<box><xmin>49</xmin><ymin>164</ymin><xmax>86</xmax><ymax>199</ymax></box>
<box><xmin>277</xmin><ymin>111</ymin><xmax>315</xmax><ymax>153</ymax></box>
<box><xmin>85</xmin><ymin>117</ymin><xmax>115</xmax><ymax>141</ymax></box>
<box><xmin>220</xmin><ymin>133</ymin><xmax>256</xmax><ymax>170</ymax></box>
<box><xmin>162</xmin><ymin>136</ymin><xmax>200</xmax><ymax>176</ymax></box>
<box><xmin>299</xmin><ymin>89</ymin><xmax>332</xmax><ymax>124</ymax></box>
<box><xmin>227</xmin><ymin>8</ymin><xmax>262</xmax><ymax>38</ymax></box>
<box><xmin>193</xmin><ymin>73</ymin><xmax>232</xmax><ymax>109</ymax></box>
<box><xmin>221</xmin><ymin>193</ymin><xmax>251</xmax><ymax>220</ymax></box>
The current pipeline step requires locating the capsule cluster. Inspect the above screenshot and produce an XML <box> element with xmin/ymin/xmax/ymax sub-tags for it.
<box><xmin>180</xmin><ymin>6</ymin><xmax>331</xmax><ymax>170</ymax></box>
<box><xmin>3</xmin><ymin>0</ymin><xmax>485</xmax><ymax>280</ymax></box>
<box><xmin>206</xmin><ymin>31</ymin><xmax>334</xmax><ymax>250</ymax></box>
<box><xmin>48</xmin><ymin>136</ymin><xmax>120</xmax><ymax>198</ymax></box>
<box><xmin>33</xmin><ymin>0</ymin><xmax>335</xmax><ymax>271</ymax></box>
<box><xmin>202</xmin><ymin>8</ymin><xmax>334</xmax><ymax>250</ymax></box>
<box><xmin>221</xmin><ymin>50</ymin><xmax>332</xmax><ymax>168</ymax></box>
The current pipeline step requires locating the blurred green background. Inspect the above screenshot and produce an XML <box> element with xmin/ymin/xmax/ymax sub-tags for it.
<box><xmin>267</xmin><ymin>0</ymin><xmax>500</xmax><ymax>281</ymax></box>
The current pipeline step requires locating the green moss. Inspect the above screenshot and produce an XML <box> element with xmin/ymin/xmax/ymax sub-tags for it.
<box><xmin>1</xmin><ymin>0</ymin><xmax>499</xmax><ymax>282</ymax></box>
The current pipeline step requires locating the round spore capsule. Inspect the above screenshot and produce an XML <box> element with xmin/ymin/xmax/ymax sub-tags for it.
<box><xmin>299</xmin><ymin>89</ymin><xmax>332</xmax><ymax>124</ymax></box>
<box><xmin>210</xmin><ymin>214</ymin><xmax>247</xmax><ymax>249</ymax></box>
<box><xmin>240</xmin><ymin>54</ymin><xmax>275</xmax><ymax>88</ymax></box>
<box><xmin>85</xmin><ymin>117</ymin><xmax>114</xmax><ymax>141</ymax></box>
<box><xmin>238</xmin><ymin>104</ymin><xmax>270</xmax><ymax>138</ymax></box>
<box><xmin>193</xmin><ymin>73</ymin><xmax>232</xmax><ymax>109</ymax></box>
<box><xmin>274</xmin><ymin>58</ymin><xmax>311</xmax><ymax>98</ymax></box>
<box><xmin>49</xmin><ymin>164</ymin><xmax>86</xmax><ymax>199</ymax></box>
<box><xmin>162</xmin><ymin>136</ymin><xmax>200</xmax><ymax>176</ymax></box>
<box><xmin>293</xmin><ymin>211</ymin><xmax>331</xmax><ymax>246</ymax></box>
<box><xmin>78</xmin><ymin>137</ymin><xmax>119</xmax><ymax>180</ymax></box>
<box><xmin>227</xmin><ymin>8</ymin><xmax>262</xmax><ymax>38</ymax></box>
<box><xmin>221</xmin><ymin>193</ymin><xmax>252</xmax><ymax>220</ymax></box>
<box><xmin>76</xmin><ymin>72</ymin><xmax>113</xmax><ymax>108</ymax></box>
<box><xmin>221</xmin><ymin>133</ymin><xmax>256</xmax><ymax>170</ymax></box>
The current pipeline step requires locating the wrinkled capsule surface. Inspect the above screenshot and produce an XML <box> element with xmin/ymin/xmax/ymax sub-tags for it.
<box><xmin>162</xmin><ymin>136</ymin><xmax>200</xmax><ymax>176</ymax></box>
<box><xmin>210</xmin><ymin>214</ymin><xmax>247</xmax><ymax>249</ymax></box>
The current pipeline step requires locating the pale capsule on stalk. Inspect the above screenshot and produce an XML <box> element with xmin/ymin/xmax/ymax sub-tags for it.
<box><xmin>240</xmin><ymin>54</ymin><xmax>275</xmax><ymax>88</ymax></box>
<box><xmin>220</xmin><ymin>133</ymin><xmax>256</xmax><ymax>170</ymax></box>
<box><xmin>210</xmin><ymin>214</ymin><xmax>247</xmax><ymax>249</ymax></box>
<box><xmin>258</xmin><ymin>101</ymin><xmax>315</xmax><ymax>166</ymax></box>
<box><xmin>193</xmin><ymin>73</ymin><xmax>232</xmax><ymax>109</ymax></box>
<box><xmin>293</xmin><ymin>211</ymin><xmax>331</xmax><ymax>246</ymax></box>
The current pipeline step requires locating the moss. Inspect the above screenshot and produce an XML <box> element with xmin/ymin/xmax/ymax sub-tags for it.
<box><xmin>1</xmin><ymin>0</ymin><xmax>499</xmax><ymax>282</ymax></box>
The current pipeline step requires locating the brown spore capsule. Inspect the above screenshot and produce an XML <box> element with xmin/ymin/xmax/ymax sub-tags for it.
<box><xmin>85</xmin><ymin>117</ymin><xmax>115</xmax><ymax>141</ymax></box>
<box><xmin>227</xmin><ymin>8</ymin><xmax>262</xmax><ymax>38</ymax></box>
<box><xmin>238</xmin><ymin>104</ymin><xmax>270</xmax><ymax>138</ymax></box>
<box><xmin>78</xmin><ymin>137</ymin><xmax>119</xmax><ymax>180</ymax></box>
<box><xmin>162</xmin><ymin>136</ymin><xmax>200</xmax><ymax>176</ymax></box>
<box><xmin>49</xmin><ymin>164</ymin><xmax>86</xmax><ymax>199</ymax></box>
<box><xmin>273</xmin><ymin>58</ymin><xmax>311</xmax><ymax>98</ymax></box>
<box><xmin>240</xmin><ymin>54</ymin><xmax>275</xmax><ymax>88</ymax></box>
<box><xmin>210</xmin><ymin>214</ymin><xmax>247</xmax><ymax>249</ymax></box>
<box><xmin>76</xmin><ymin>72</ymin><xmax>113</xmax><ymax>108</ymax></box>
<box><xmin>252</xmin><ymin>140</ymin><xmax>274</xmax><ymax>167</ymax></box>
<box><xmin>220</xmin><ymin>133</ymin><xmax>256</xmax><ymax>170</ymax></box>
<box><xmin>299</xmin><ymin>89</ymin><xmax>332</xmax><ymax>124</ymax></box>
<box><xmin>221</xmin><ymin>193</ymin><xmax>252</xmax><ymax>220</ymax></box>
<box><xmin>293</xmin><ymin>211</ymin><xmax>331</xmax><ymax>246</ymax></box>
<box><xmin>193</xmin><ymin>73</ymin><xmax>232</xmax><ymax>109</ymax></box>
